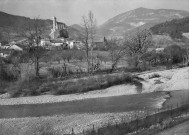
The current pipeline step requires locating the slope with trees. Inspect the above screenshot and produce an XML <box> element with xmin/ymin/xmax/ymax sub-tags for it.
<box><xmin>150</xmin><ymin>17</ymin><xmax>189</xmax><ymax>39</ymax></box>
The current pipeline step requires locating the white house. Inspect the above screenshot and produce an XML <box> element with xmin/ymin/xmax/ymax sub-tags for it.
<box><xmin>0</xmin><ymin>45</ymin><xmax>10</xmax><ymax>49</ymax></box>
<box><xmin>8</xmin><ymin>45</ymin><xmax>23</xmax><ymax>51</ymax></box>
<box><xmin>40</xmin><ymin>39</ymin><xmax>51</xmax><ymax>46</ymax></box>
<box><xmin>183</xmin><ymin>33</ymin><xmax>189</xmax><ymax>39</ymax></box>
<box><xmin>0</xmin><ymin>53</ymin><xmax>8</xmax><ymax>58</ymax></box>
<box><xmin>66</xmin><ymin>40</ymin><xmax>84</xmax><ymax>49</ymax></box>
<box><xmin>50</xmin><ymin>40</ymin><xmax>64</xmax><ymax>46</ymax></box>
<box><xmin>155</xmin><ymin>48</ymin><xmax>164</xmax><ymax>53</ymax></box>
<box><xmin>0</xmin><ymin>43</ymin><xmax>23</xmax><ymax>51</ymax></box>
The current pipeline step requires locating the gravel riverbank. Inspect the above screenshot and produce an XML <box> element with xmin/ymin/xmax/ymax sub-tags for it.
<box><xmin>0</xmin><ymin>111</ymin><xmax>146</xmax><ymax>135</ymax></box>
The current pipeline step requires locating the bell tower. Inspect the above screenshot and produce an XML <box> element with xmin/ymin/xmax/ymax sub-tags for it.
<box><xmin>53</xmin><ymin>16</ymin><xmax>57</xmax><ymax>30</ymax></box>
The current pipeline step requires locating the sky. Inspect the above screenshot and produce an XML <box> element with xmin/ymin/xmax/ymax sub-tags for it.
<box><xmin>0</xmin><ymin>0</ymin><xmax>189</xmax><ymax>26</ymax></box>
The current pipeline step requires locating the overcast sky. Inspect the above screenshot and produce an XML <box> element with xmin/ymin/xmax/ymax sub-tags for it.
<box><xmin>1</xmin><ymin>0</ymin><xmax>189</xmax><ymax>26</ymax></box>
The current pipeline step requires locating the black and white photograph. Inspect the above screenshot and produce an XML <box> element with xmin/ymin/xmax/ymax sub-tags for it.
<box><xmin>0</xmin><ymin>0</ymin><xmax>189</xmax><ymax>134</ymax></box>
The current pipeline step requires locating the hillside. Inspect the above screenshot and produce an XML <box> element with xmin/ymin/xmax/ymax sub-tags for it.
<box><xmin>0</xmin><ymin>11</ymin><xmax>52</xmax><ymax>30</ymax></box>
<box><xmin>67</xmin><ymin>24</ymin><xmax>83</xmax><ymax>40</ymax></box>
<box><xmin>98</xmin><ymin>7</ymin><xmax>189</xmax><ymax>38</ymax></box>
<box><xmin>0</xmin><ymin>11</ymin><xmax>81</xmax><ymax>40</ymax></box>
<box><xmin>150</xmin><ymin>17</ymin><xmax>189</xmax><ymax>39</ymax></box>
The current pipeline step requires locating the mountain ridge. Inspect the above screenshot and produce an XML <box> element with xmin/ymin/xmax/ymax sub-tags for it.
<box><xmin>98</xmin><ymin>7</ymin><xmax>189</xmax><ymax>38</ymax></box>
<box><xmin>1</xmin><ymin>7</ymin><xmax>189</xmax><ymax>41</ymax></box>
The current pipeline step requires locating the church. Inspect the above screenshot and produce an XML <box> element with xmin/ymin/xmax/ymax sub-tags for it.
<box><xmin>50</xmin><ymin>17</ymin><xmax>67</xmax><ymax>39</ymax></box>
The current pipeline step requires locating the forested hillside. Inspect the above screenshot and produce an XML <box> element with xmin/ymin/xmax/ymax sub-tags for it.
<box><xmin>150</xmin><ymin>17</ymin><xmax>189</xmax><ymax>39</ymax></box>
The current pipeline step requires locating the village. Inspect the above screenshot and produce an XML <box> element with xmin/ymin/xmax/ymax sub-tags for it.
<box><xmin>0</xmin><ymin>16</ymin><xmax>108</xmax><ymax>60</ymax></box>
<box><xmin>0</xmin><ymin>17</ymin><xmax>82</xmax><ymax>58</ymax></box>
<box><xmin>1</xmin><ymin>1</ymin><xmax>189</xmax><ymax>135</ymax></box>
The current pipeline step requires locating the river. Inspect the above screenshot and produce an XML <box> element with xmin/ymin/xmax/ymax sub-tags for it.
<box><xmin>0</xmin><ymin>91</ymin><xmax>167</xmax><ymax>118</ymax></box>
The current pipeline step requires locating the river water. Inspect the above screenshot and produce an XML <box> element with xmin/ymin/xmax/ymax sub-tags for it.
<box><xmin>0</xmin><ymin>91</ymin><xmax>167</xmax><ymax>119</ymax></box>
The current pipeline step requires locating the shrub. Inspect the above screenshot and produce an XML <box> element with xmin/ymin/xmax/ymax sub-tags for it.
<box><xmin>125</xmin><ymin>67</ymin><xmax>144</xmax><ymax>72</ymax></box>
<box><xmin>0</xmin><ymin>81</ymin><xmax>11</xmax><ymax>94</ymax></box>
<box><xmin>48</xmin><ymin>67</ymin><xmax>65</xmax><ymax>78</ymax></box>
<box><xmin>7</xmin><ymin>78</ymin><xmax>44</xmax><ymax>97</ymax></box>
<box><xmin>52</xmin><ymin>73</ymin><xmax>136</xmax><ymax>95</ymax></box>
<box><xmin>149</xmin><ymin>73</ymin><xmax>161</xmax><ymax>79</ymax></box>
<box><xmin>0</xmin><ymin>65</ymin><xmax>20</xmax><ymax>81</ymax></box>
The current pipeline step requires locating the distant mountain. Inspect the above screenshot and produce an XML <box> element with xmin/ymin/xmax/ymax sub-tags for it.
<box><xmin>150</xmin><ymin>17</ymin><xmax>189</xmax><ymax>39</ymax></box>
<box><xmin>67</xmin><ymin>24</ymin><xmax>83</xmax><ymax>40</ymax></box>
<box><xmin>70</xmin><ymin>24</ymin><xmax>83</xmax><ymax>31</ymax></box>
<box><xmin>98</xmin><ymin>7</ymin><xmax>189</xmax><ymax>38</ymax></box>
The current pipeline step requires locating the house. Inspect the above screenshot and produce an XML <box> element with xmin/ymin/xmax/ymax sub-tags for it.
<box><xmin>183</xmin><ymin>33</ymin><xmax>189</xmax><ymax>39</ymax></box>
<box><xmin>0</xmin><ymin>45</ymin><xmax>10</xmax><ymax>49</ymax></box>
<box><xmin>155</xmin><ymin>48</ymin><xmax>164</xmax><ymax>53</ymax></box>
<box><xmin>50</xmin><ymin>17</ymin><xmax>67</xmax><ymax>39</ymax></box>
<box><xmin>0</xmin><ymin>53</ymin><xmax>8</xmax><ymax>58</ymax></box>
<box><xmin>66</xmin><ymin>40</ymin><xmax>84</xmax><ymax>49</ymax></box>
<box><xmin>1</xmin><ymin>44</ymin><xmax>23</xmax><ymax>52</ymax></box>
<box><xmin>0</xmin><ymin>41</ymin><xmax>23</xmax><ymax>58</ymax></box>
<box><xmin>40</xmin><ymin>38</ymin><xmax>51</xmax><ymax>46</ymax></box>
<box><xmin>50</xmin><ymin>39</ymin><xmax>68</xmax><ymax>49</ymax></box>
<box><xmin>93</xmin><ymin>41</ymin><xmax>105</xmax><ymax>50</ymax></box>
<box><xmin>8</xmin><ymin>44</ymin><xmax>23</xmax><ymax>51</ymax></box>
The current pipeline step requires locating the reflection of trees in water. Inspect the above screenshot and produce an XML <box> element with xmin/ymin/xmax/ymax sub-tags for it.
<box><xmin>135</xmin><ymin>81</ymin><xmax>143</xmax><ymax>94</ymax></box>
<box><xmin>124</xmin><ymin>78</ymin><xmax>143</xmax><ymax>94</ymax></box>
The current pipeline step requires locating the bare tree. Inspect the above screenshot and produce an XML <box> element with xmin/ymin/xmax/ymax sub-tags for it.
<box><xmin>88</xmin><ymin>11</ymin><xmax>97</xmax><ymax>72</ymax></box>
<box><xmin>18</xmin><ymin>17</ymin><xmax>47</xmax><ymax>77</ymax></box>
<box><xmin>80</xmin><ymin>11</ymin><xmax>97</xmax><ymax>73</ymax></box>
<box><xmin>124</xmin><ymin>29</ymin><xmax>153</xmax><ymax>68</ymax></box>
<box><xmin>106</xmin><ymin>38</ymin><xmax>126</xmax><ymax>72</ymax></box>
<box><xmin>81</xmin><ymin>16</ymin><xmax>90</xmax><ymax>72</ymax></box>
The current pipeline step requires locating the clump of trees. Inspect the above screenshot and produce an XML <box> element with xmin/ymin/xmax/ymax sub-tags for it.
<box><xmin>59</xmin><ymin>29</ymin><xmax>69</xmax><ymax>38</ymax></box>
<box><xmin>163</xmin><ymin>44</ymin><xmax>187</xmax><ymax>68</ymax></box>
<box><xmin>124</xmin><ymin>29</ymin><xmax>153</xmax><ymax>68</ymax></box>
<box><xmin>140</xmin><ymin>44</ymin><xmax>187</xmax><ymax>69</ymax></box>
<box><xmin>102</xmin><ymin>29</ymin><xmax>153</xmax><ymax>72</ymax></box>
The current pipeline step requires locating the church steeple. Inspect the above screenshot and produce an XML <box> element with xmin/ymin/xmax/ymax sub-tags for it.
<box><xmin>53</xmin><ymin>16</ymin><xmax>57</xmax><ymax>30</ymax></box>
<box><xmin>50</xmin><ymin>16</ymin><xmax>66</xmax><ymax>39</ymax></box>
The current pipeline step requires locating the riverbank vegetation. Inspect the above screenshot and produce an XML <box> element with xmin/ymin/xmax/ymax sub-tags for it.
<box><xmin>5</xmin><ymin>72</ymin><xmax>140</xmax><ymax>97</ymax></box>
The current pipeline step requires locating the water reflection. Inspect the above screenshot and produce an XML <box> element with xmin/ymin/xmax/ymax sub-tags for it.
<box><xmin>0</xmin><ymin>91</ymin><xmax>166</xmax><ymax>119</ymax></box>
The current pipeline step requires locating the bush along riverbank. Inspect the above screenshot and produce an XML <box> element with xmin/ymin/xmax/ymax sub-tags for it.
<box><xmin>4</xmin><ymin>72</ymin><xmax>142</xmax><ymax>97</ymax></box>
<box><xmin>6</xmin><ymin>72</ymin><xmax>141</xmax><ymax>97</ymax></box>
<box><xmin>67</xmin><ymin>102</ymin><xmax>189</xmax><ymax>135</ymax></box>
